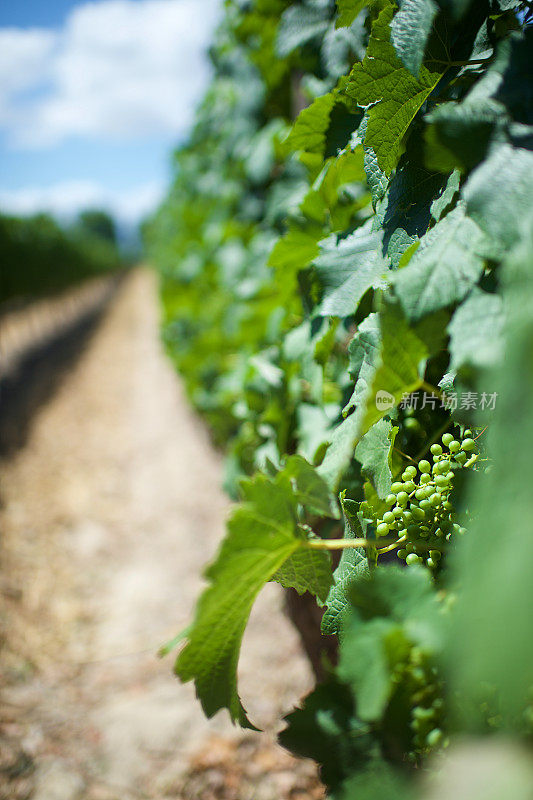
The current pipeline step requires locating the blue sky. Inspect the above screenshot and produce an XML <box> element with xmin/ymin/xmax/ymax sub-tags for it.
<box><xmin>0</xmin><ymin>0</ymin><xmax>221</xmax><ymax>224</ymax></box>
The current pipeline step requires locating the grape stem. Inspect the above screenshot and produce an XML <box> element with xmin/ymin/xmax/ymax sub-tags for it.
<box><xmin>306</xmin><ymin>538</ymin><xmax>385</xmax><ymax>550</ymax></box>
<box><xmin>306</xmin><ymin>537</ymin><xmax>436</xmax><ymax>551</ymax></box>
<box><xmin>377</xmin><ymin>538</ymin><xmax>405</xmax><ymax>555</ymax></box>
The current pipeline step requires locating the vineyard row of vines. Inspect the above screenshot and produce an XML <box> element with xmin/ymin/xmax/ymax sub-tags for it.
<box><xmin>145</xmin><ymin>1</ymin><xmax>533</xmax><ymax>796</ymax></box>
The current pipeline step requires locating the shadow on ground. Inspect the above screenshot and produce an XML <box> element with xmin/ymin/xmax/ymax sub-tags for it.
<box><xmin>0</xmin><ymin>284</ymin><xmax>118</xmax><ymax>459</ymax></box>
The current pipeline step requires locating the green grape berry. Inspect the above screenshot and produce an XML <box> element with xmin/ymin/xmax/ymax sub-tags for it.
<box><xmin>404</xmin><ymin>417</ymin><xmax>421</xmax><ymax>432</ymax></box>
<box><xmin>383</xmin><ymin>511</ymin><xmax>396</xmax><ymax>525</ymax></box>
<box><xmin>419</xmin><ymin>499</ymin><xmax>431</xmax><ymax>512</ymax></box>
<box><xmin>397</xmin><ymin>491</ymin><xmax>409</xmax><ymax>506</ymax></box>
<box><xmin>463</xmin><ymin>429</ymin><xmax>473</xmax><ymax>438</ymax></box>
<box><xmin>411</xmin><ymin>506</ymin><xmax>425</xmax><ymax>521</ymax></box>
<box><xmin>429</xmin><ymin>550</ymin><xmax>441</xmax><ymax>560</ymax></box>
<box><xmin>377</xmin><ymin>522</ymin><xmax>389</xmax><ymax>537</ymax></box>
<box><xmin>406</xmin><ymin>553</ymin><xmax>422</xmax><ymax>565</ymax></box>
<box><xmin>449</xmin><ymin>440</ymin><xmax>460</xmax><ymax>453</ymax></box>
<box><xmin>386</xmin><ymin>493</ymin><xmax>396</xmax><ymax>506</ymax></box>
<box><xmin>391</xmin><ymin>482</ymin><xmax>404</xmax><ymax>493</ymax></box>
<box><xmin>419</xmin><ymin>460</ymin><xmax>431</xmax><ymax>473</ymax></box>
<box><xmin>403</xmin><ymin>466</ymin><xmax>417</xmax><ymax>480</ymax></box>
<box><xmin>461</xmin><ymin>437</ymin><xmax>475</xmax><ymax>451</ymax></box>
<box><xmin>426</xmin><ymin>728</ymin><xmax>443</xmax><ymax>748</ymax></box>
<box><xmin>393</xmin><ymin>506</ymin><xmax>403</xmax><ymax>518</ymax></box>
<box><xmin>403</xmin><ymin>480</ymin><xmax>416</xmax><ymax>493</ymax></box>
<box><xmin>430</xmin><ymin>444</ymin><xmax>442</xmax><ymax>456</ymax></box>
<box><xmin>442</xmin><ymin>433</ymin><xmax>454</xmax><ymax>446</ymax></box>
<box><xmin>398</xmin><ymin>548</ymin><xmax>407</xmax><ymax>559</ymax></box>
<box><xmin>429</xmin><ymin>492</ymin><xmax>442</xmax><ymax>507</ymax></box>
<box><xmin>434</xmin><ymin>475</ymin><xmax>449</xmax><ymax>488</ymax></box>
<box><xmin>420</xmin><ymin>473</ymin><xmax>431</xmax><ymax>485</ymax></box>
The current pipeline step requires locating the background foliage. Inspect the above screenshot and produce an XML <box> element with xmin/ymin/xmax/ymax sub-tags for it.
<box><xmin>146</xmin><ymin>1</ymin><xmax>533</xmax><ymax>796</ymax></box>
<box><xmin>0</xmin><ymin>209</ymin><xmax>122</xmax><ymax>305</ymax></box>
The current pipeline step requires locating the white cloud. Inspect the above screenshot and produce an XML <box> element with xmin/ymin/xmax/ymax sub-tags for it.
<box><xmin>0</xmin><ymin>0</ymin><xmax>221</xmax><ymax>148</ymax></box>
<box><xmin>0</xmin><ymin>179</ymin><xmax>164</xmax><ymax>223</ymax></box>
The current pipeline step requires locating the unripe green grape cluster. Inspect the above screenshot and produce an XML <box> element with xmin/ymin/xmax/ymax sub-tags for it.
<box><xmin>368</xmin><ymin>430</ymin><xmax>478</xmax><ymax>569</ymax></box>
<box><xmin>406</xmin><ymin>647</ymin><xmax>446</xmax><ymax>756</ymax></box>
<box><xmin>390</xmin><ymin>644</ymin><xmax>446</xmax><ymax>760</ymax></box>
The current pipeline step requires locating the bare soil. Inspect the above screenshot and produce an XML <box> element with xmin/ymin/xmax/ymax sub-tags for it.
<box><xmin>0</xmin><ymin>269</ymin><xmax>323</xmax><ymax>799</ymax></box>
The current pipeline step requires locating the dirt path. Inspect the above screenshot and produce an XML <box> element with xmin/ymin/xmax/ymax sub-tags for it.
<box><xmin>0</xmin><ymin>270</ymin><xmax>319</xmax><ymax>799</ymax></box>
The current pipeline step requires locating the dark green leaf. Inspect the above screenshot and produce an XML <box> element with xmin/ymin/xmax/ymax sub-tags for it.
<box><xmin>463</xmin><ymin>143</ymin><xmax>533</xmax><ymax>249</ymax></box>
<box><xmin>314</xmin><ymin>227</ymin><xmax>389</xmax><ymax>317</ymax></box>
<box><xmin>277</xmin><ymin>5</ymin><xmax>330</xmax><ymax>57</ymax></box>
<box><xmin>346</xmin><ymin>4</ymin><xmax>445</xmax><ymax>174</ymax></box>
<box><xmin>322</xmin><ymin>493</ymin><xmax>369</xmax><ymax>636</ymax></box>
<box><xmin>448</xmin><ymin>219</ymin><xmax>533</xmax><ymax>724</ymax></box>
<box><xmin>392</xmin><ymin>204</ymin><xmax>490</xmax><ymax>321</ymax></box>
<box><xmin>448</xmin><ymin>287</ymin><xmax>504</xmax><ymax>372</ymax></box>
<box><xmin>355</xmin><ymin>418</ymin><xmax>398</xmax><ymax>498</ymax></box>
<box><xmin>391</xmin><ymin>0</ymin><xmax>438</xmax><ymax>77</ymax></box>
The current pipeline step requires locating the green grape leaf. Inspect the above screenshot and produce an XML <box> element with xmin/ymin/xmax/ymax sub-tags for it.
<box><xmin>424</xmin><ymin>99</ymin><xmax>507</xmax><ymax>174</ymax></box>
<box><xmin>355</xmin><ymin>418</ymin><xmax>398</xmax><ymax>498</ymax></box>
<box><xmin>338</xmin><ymin>566</ymin><xmax>441</xmax><ymax>720</ymax></box>
<box><xmin>280</xmin><ymin>670</ymin><xmax>410</xmax><ymax>799</ymax></box>
<box><xmin>449</xmin><ymin>220</ymin><xmax>533</xmax><ymax>722</ymax></box>
<box><xmin>391</xmin><ymin>204</ymin><xmax>490</xmax><ymax>321</ymax></box>
<box><xmin>380</xmin><ymin>140</ymin><xmax>447</xmax><ymax>267</ymax></box>
<box><xmin>335</xmin><ymin>0</ymin><xmax>372</xmax><ymax>29</ymax></box>
<box><xmin>340</xmin><ymin>617</ymin><xmax>406</xmax><ymax>720</ymax></box>
<box><xmin>346</xmin><ymin>4</ymin><xmax>445</xmax><ymax>174</ymax></box>
<box><xmin>318</xmin><ymin>413</ymin><xmax>363</xmax><ymax>491</ymax></box>
<box><xmin>284</xmin><ymin>453</ymin><xmax>340</xmax><ymax>518</ymax></box>
<box><xmin>279</xmin><ymin>681</ymin><xmax>369</xmax><ymax>794</ymax></box>
<box><xmin>448</xmin><ymin>287</ymin><xmax>504</xmax><ymax>372</ymax></box>
<box><xmin>272</xmin><ymin>547</ymin><xmax>332</xmax><ymax>600</ymax></box>
<box><xmin>493</xmin><ymin>28</ymin><xmax>533</xmax><ymax>126</ymax></box>
<box><xmin>318</xmin><ymin>315</ymin><xmax>382</xmax><ymax>489</ymax></box>
<box><xmin>391</xmin><ymin>0</ymin><xmax>438</xmax><ymax>77</ymax></box>
<box><xmin>280</xmin><ymin>675</ymin><xmax>409</xmax><ymax>799</ymax></box>
<box><xmin>362</xmin><ymin>299</ymin><xmax>447</xmax><ymax>432</ymax></box>
<box><xmin>346</xmin><ymin>312</ymin><xmax>382</xmax><ymax>413</ymax></box>
<box><xmin>323</xmin><ymin>17</ymin><xmax>367</xmax><ymax>79</ymax></box>
<box><xmin>284</xmin><ymin>92</ymin><xmax>336</xmax><ymax>157</ymax></box>
<box><xmin>268</xmin><ymin>224</ymin><xmax>322</xmax><ymax>276</ymax></box>
<box><xmin>430</xmin><ymin>168</ymin><xmax>460</xmax><ymax>221</ymax></box>
<box><xmin>434</xmin><ymin>0</ymin><xmax>475</xmax><ymax>18</ymax></box>
<box><xmin>317</xmin><ymin>147</ymin><xmax>366</xmax><ymax>209</ymax></box>
<box><xmin>463</xmin><ymin>143</ymin><xmax>533</xmax><ymax>250</ymax></box>
<box><xmin>322</xmin><ymin>494</ymin><xmax>369</xmax><ymax>636</ymax></box>
<box><xmin>276</xmin><ymin>4</ymin><xmax>329</xmax><ymax>57</ymax></box>
<box><xmin>314</xmin><ymin>227</ymin><xmax>389</xmax><ymax>317</ymax></box>
<box><xmin>175</xmin><ymin>466</ymin><xmax>328</xmax><ymax>726</ymax></box>
<box><xmin>364</xmin><ymin>145</ymin><xmax>389</xmax><ymax>208</ymax></box>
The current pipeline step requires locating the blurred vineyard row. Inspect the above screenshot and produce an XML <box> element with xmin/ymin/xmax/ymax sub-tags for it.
<box><xmin>0</xmin><ymin>210</ymin><xmax>122</xmax><ymax>307</ymax></box>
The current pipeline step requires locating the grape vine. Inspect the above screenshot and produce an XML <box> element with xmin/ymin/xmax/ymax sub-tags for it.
<box><xmin>145</xmin><ymin>0</ymin><xmax>533</xmax><ymax>796</ymax></box>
